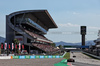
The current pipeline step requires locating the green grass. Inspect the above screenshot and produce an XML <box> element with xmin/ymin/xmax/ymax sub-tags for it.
<box><xmin>53</xmin><ymin>53</ymin><xmax>59</xmax><ymax>55</ymax></box>
<box><xmin>63</xmin><ymin>52</ymin><xmax>70</xmax><ymax>59</ymax></box>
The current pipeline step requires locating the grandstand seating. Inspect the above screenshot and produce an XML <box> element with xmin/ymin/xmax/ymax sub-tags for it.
<box><xmin>24</xmin><ymin>29</ymin><xmax>47</xmax><ymax>40</ymax></box>
<box><xmin>21</xmin><ymin>27</ymin><xmax>60</xmax><ymax>53</ymax></box>
<box><xmin>32</xmin><ymin>43</ymin><xmax>59</xmax><ymax>52</ymax></box>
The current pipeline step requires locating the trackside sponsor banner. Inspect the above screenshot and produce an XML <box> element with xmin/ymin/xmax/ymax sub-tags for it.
<box><xmin>25</xmin><ymin>56</ymin><xmax>30</xmax><ymax>59</ymax></box>
<box><xmin>44</xmin><ymin>56</ymin><xmax>48</xmax><ymax>58</ymax></box>
<box><xmin>19</xmin><ymin>56</ymin><xmax>25</xmax><ymax>59</ymax></box>
<box><xmin>36</xmin><ymin>56</ymin><xmax>40</xmax><ymax>58</ymax></box>
<box><xmin>48</xmin><ymin>56</ymin><xmax>52</xmax><ymax>58</ymax></box>
<box><xmin>56</xmin><ymin>56</ymin><xmax>60</xmax><ymax>58</ymax></box>
<box><xmin>12</xmin><ymin>55</ymin><xmax>62</xmax><ymax>59</ymax></box>
<box><xmin>0</xmin><ymin>56</ymin><xmax>11</xmax><ymax>59</ymax></box>
<box><xmin>60</xmin><ymin>56</ymin><xmax>63</xmax><ymax>58</ymax></box>
<box><xmin>13</xmin><ymin>56</ymin><xmax>19</xmax><ymax>59</ymax></box>
<box><xmin>40</xmin><ymin>56</ymin><xmax>44</xmax><ymax>58</ymax></box>
<box><xmin>30</xmin><ymin>56</ymin><xmax>35</xmax><ymax>59</ymax></box>
<box><xmin>52</xmin><ymin>56</ymin><xmax>56</xmax><ymax>58</ymax></box>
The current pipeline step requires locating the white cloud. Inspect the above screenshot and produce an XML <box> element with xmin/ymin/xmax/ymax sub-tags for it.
<box><xmin>88</xmin><ymin>26</ymin><xmax>100</xmax><ymax>30</ymax></box>
<box><xmin>58</xmin><ymin>23</ymin><xmax>80</xmax><ymax>27</ymax></box>
<box><xmin>58</xmin><ymin>23</ymin><xmax>100</xmax><ymax>30</ymax></box>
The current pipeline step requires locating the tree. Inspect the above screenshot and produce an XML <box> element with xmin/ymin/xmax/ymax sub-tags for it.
<box><xmin>58</xmin><ymin>45</ymin><xmax>63</xmax><ymax>49</ymax></box>
<box><xmin>13</xmin><ymin>39</ymin><xmax>20</xmax><ymax>54</ymax></box>
<box><xmin>13</xmin><ymin>39</ymin><xmax>19</xmax><ymax>45</ymax></box>
<box><xmin>51</xmin><ymin>43</ymin><xmax>56</xmax><ymax>47</ymax></box>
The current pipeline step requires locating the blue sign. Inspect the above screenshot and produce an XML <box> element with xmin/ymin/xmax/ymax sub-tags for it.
<box><xmin>56</xmin><ymin>56</ymin><xmax>60</xmax><ymax>58</ymax></box>
<box><xmin>40</xmin><ymin>56</ymin><xmax>44</xmax><ymax>58</ymax></box>
<box><xmin>30</xmin><ymin>56</ymin><xmax>35</xmax><ymax>59</ymax></box>
<box><xmin>19</xmin><ymin>56</ymin><xmax>25</xmax><ymax>59</ymax></box>
<box><xmin>48</xmin><ymin>56</ymin><xmax>52</xmax><ymax>58</ymax></box>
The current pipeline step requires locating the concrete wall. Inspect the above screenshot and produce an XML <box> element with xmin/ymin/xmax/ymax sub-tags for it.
<box><xmin>6</xmin><ymin>15</ymin><xmax>15</xmax><ymax>43</ymax></box>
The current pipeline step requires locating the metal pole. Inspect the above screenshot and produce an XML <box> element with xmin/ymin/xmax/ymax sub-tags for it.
<box><xmin>15</xmin><ymin>44</ymin><xmax>16</xmax><ymax>55</ymax></box>
<box><xmin>97</xmin><ymin>47</ymin><xmax>99</xmax><ymax>56</ymax></box>
<box><xmin>7</xmin><ymin>43</ymin><xmax>9</xmax><ymax>56</ymax></box>
<box><xmin>29</xmin><ymin>45</ymin><xmax>30</xmax><ymax>54</ymax></box>
<box><xmin>82</xmin><ymin>34</ymin><xmax>85</xmax><ymax>46</ymax></box>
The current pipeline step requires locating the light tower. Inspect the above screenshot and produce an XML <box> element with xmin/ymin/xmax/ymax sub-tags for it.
<box><xmin>80</xmin><ymin>26</ymin><xmax>86</xmax><ymax>46</ymax></box>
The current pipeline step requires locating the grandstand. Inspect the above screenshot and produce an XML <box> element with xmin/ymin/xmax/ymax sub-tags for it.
<box><xmin>6</xmin><ymin>10</ymin><xmax>60</xmax><ymax>55</ymax></box>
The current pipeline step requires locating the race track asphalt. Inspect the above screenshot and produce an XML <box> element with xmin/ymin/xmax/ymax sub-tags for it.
<box><xmin>0</xmin><ymin>58</ymin><xmax>64</xmax><ymax>66</ymax></box>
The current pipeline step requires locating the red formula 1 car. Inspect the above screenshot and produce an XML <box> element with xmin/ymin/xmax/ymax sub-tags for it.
<box><xmin>67</xmin><ymin>58</ymin><xmax>75</xmax><ymax>62</ymax></box>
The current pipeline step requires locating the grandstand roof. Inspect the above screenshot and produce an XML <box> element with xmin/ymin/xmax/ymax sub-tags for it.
<box><xmin>9</xmin><ymin>10</ymin><xmax>58</xmax><ymax>28</ymax></box>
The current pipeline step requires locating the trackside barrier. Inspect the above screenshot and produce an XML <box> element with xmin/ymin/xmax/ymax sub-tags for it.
<box><xmin>0</xmin><ymin>56</ymin><xmax>11</xmax><ymax>59</ymax></box>
<box><xmin>82</xmin><ymin>51</ymin><xmax>100</xmax><ymax>59</ymax></box>
<box><xmin>12</xmin><ymin>55</ymin><xmax>63</xmax><ymax>59</ymax></box>
<box><xmin>0</xmin><ymin>52</ymin><xmax>66</xmax><ymax>59</ymax></box>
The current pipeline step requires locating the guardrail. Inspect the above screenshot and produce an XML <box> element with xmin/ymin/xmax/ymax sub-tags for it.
<box><xmin>82</xmin><ymin>51</ymin><xmax>100</xmax><ymax>59</ymax></box>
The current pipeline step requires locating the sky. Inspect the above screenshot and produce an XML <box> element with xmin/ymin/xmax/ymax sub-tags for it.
<box><xmin>0</xmin><ymin>0</ymin><xmax>100</xmax><ymax>43</ymax></box>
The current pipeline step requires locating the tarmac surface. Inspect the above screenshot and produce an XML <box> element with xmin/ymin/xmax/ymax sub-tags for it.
<box><xmin>0</xmin><ymin>58</ymin><xmax>63</xmax><ymax>66</ymax></box>
<box><xmin>70</xmin><ymin>52</ymin><xmax>100</xmax><ymax>66</ymax></box>
<box><xmin>72</xmin><ymin>62</ymin><xmax>100</xmax><ymax>66</ymax></box>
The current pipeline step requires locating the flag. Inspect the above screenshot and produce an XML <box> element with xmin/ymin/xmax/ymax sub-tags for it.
<box><xmin>5</xmin><ymin>43</ymin><xmax>7</xmax><ymax>50</ymax></box>
<box><xmin>1</xmin><ymin>43</ymin><xmax>3</xmax><ymax>49</ymax></box>
<box><xmin>22</xmin><ymin>44</ymin><xmax>24</xmax><ymax>50</ymax></box>
<box><xmin>12</xmin><ymin>43</ymin><xmax>14</xmax><ymax>50</ymax></box>
<box><xmin>19</xmin><ymin>43</ymin><xmax>21</xmax><ymax>50</ymax></box>
<box><xmin>15</xmin><ymin>44</ymin><xmax>17</xmax><ymax>49</ymax></box>
<box><xmin>9</xmin><ymin>44</ymin><xmax>10</xmax><ymax>49</ymax></box>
